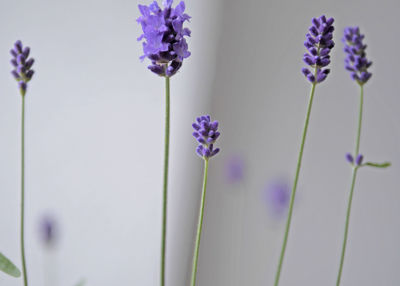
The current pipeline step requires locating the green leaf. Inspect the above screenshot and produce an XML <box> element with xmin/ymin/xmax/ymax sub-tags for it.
<box><xmin>364</xmin><ymin>162</ymin><xmax>391</xmax><ymax>168</ymax></box>
<box><xmin>0</xmin><ymin>252</ymin><xmax>21</xmax><ymax>278</ymax></box>
<box><xmin>74</xmin><ymin>278</ymin><xmax>86</xmax><ymax>286</ymax></box>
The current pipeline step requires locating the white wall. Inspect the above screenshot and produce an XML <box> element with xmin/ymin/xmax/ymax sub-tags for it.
<box><xmin>0</xmin><ymin>0</ymin><xmax>222</xmax><ymax>285</ymax></box>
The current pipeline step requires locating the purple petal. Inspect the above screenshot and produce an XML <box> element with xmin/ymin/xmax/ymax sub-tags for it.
<box><xmin>346</xmin><ymin>153</ymin><xmax>354</xmax><ymax>163</ymax></box>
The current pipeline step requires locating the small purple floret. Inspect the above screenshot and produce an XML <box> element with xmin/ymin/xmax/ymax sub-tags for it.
<box><xmin>346</xmin><ymin>153</ymin><xmax>354</xmax><ymax>164</ymax></box>
<box><xmin>10</xmin><ymin>40</ymin><xmax>35</xmax><ymax>96</ymax></box>
<box><xmin>343</xmin><ymin>27</ymin><xmax>372</xmax><ymax>84</ymax></box>
<box><xmin>355</xmin><ymin>154</ymin><xmax>363</xmax><ymax>166</ymax></box>
<box><xmin>302</xmin><ymin>15</ymin><xmax>335</xmax><ymax>84</ymax></box>
<box><xmin>137</xmin><ymin>0</ymin><xmax>191</xmax><ymax>77</ymax></box>
<box><xmin>192</xmin><ymin>115</ymin><xmax>220</xmax><ymax>159</ymax></box>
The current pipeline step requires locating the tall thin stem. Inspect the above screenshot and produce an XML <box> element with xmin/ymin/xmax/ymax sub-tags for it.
<box><xmin>274</xmin><ymin>82</ymin><xmax>317</xmax><ymax>286</ymax></box>
<box><xmin>20</xmin><ymin>95</ymin><xmax>28</xmax><ymax>286</ymax></box>
<box><xmin>161</xmin><ymin>76</ymin><xmax>170</xmax><ymax>286</ymax></box>
<box><xmin>355</xmin><ymin>85</ymin><xmax>363</xmax><ymax>156</ymax></box>
<box><xmin>191</xmin><ymin>159</ymin><xmax>209</xmax><ymax>286</ymax></box>
<box><xmin>336</xmin><ymin>167</ymin><xmax>358</xmax><ymax>286</ymax></box>
<box><xmin>336</xmin><ymin>84</ymin><xmax>364</xmax><ymax>286</ymax></box>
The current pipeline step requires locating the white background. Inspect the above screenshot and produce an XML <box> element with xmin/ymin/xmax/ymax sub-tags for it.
<box><xmin>0</xmin><ymin>0</ymin><xmax>399</xmax><ymax>285</ymax></box>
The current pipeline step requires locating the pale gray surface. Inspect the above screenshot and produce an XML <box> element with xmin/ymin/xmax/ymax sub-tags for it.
<box><xmin>0</xmin><ymin>0</ymin><xmax>399</xmax><ymax>286</ymax></box>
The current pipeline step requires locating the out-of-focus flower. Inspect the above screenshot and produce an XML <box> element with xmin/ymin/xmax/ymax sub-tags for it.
<box><xmin>10</xmin><ymin>40</ymin><xmax>35</xmax><ymax>96</ymax></box>
<box><xmin>39</xmin><ymin>216</ymin><xmax>57</xmax><ymax>247</ymax></box>
<box><xmin>192</xmin><ymin>115</ymin><xmax>220</xmax><ymax>159</ymax></box>
<box><xmin>137</xmin><ymin>0</ymin><xmax>191</xmax><ymax>77</ymax></box>
<box><xmin>345</xmin><ymin>153</ymin><xmax>364</xmax><ymax>166</ymax></box>
<box><xmin>343</xmin><ymin>27</ymin><xmax>372</xmax><ymax>84</ymax></box>
<box><xmin>302</xmin><ymin>15</ymin><xmax>335</xmax><ymax>84</ymax></box>
<box><xmin>264</xmin><ymin>180</ymin><xmax>291</xmax><ymax>218</ymax></box>
<box><xmin>225</xmin><ymin>155</ymin><xmax>245</xmax><ymax>183</ymax></box>
<box><xmin>355</xmin><ymin>154</ymin><xmax>364</xmax><ymax>166</ymax></box>
<box><xmin>345</xmin><ymin>153</ymin><xmax>354</xmax><ymax>164</ymax></box>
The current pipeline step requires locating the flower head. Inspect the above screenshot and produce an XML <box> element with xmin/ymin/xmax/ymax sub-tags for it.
<box><xmin>10</xmin><ymin>40</ymin><xmax>35</xmax><ymax>96</ymax></box>
<box><xmin>137</xmin><ymin>0</ymin><xmax>191</xmax><ymax>77</ymax></box>
<box><xmin>302</xmin><ymin>15</ymin><xmax>335</xmax><ymax>84</ymax></box>
<box><xmin>343</xmin><ymin>27</ymin><xmax>372</xmax><ymax>84</ymax></box>
<box><xmin>192</xmin><ymin>115</ymin><xmax>220</xmax><ymax>159</ymax></box>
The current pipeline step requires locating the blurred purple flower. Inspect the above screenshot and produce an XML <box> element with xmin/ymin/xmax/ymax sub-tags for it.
<box><xmin>345</xmin><ymin>153</ymin><xmax>354</xmax><ymax>164</ymax></box>
<box><xmin>345</xmin><ymin>153</ymin><xmax>364</xmax><ymax>166</ymax></box>
<box><xmin>264</xmin><ymin>180</ymin><xmax>291</xmax><ymax>218</ymax></box>
<box><xmin>225</xmin><ymin>155</ymin><xmax>245</xmax><ymax>183</ymax></box>
<box><xmin>39</xmin><ymin>216</ymin><xmax>58</xmax><ymax>247</ymax></box>
<box><xmin>343</xmin><ymin>27</ymin><xmax>372</xmax><ymax>84</ymax></box>
<box><xmin>137</xmin><ymin>0</ymin><xmax>191</xmax><ymax>77</ymax></box>
<box><xmin>355</xmin><ymin>154</ymin><xmax>363</xmax><ymax>166</ymax></box>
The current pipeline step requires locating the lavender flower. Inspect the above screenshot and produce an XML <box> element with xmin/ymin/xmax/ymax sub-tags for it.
<box><xmin>192</xmin><ymin>115</ymin><xmax>220</xmax><ymax>159</ymax></box>
<box><xmin>345</xmin><ymin>153</ymin><xmax>354</xmax><ymax>164</ymax></box>
<box><xmin>225</xmin><ymin>155</ymin><xmax>245</xmax><ymax>183</ymax></box>
<box><xmin>355</xmin><ymin>154</ymin><xmax>363</xmax><ymax>166</ymax></box>
<box><xmin>346</xmin><ymin>153</ymin><xmax>364</xmax><ymax>166</ymax></box>
<box><xmin>137</xmin><ymin>0</ymin><xmax>191</xmax><ymax>77</ymax></box>
<box><xmin>10</xmin><ymin>41</ymin><xmax>35</xmax><ymax>96</ymax></box>
<box><xmin>265</xmin><ymin>180</ymin><xmax>291</xmax><ymax>218</ymax></box>
<box><xmin>343</xmin><ymin>27</ymin><xmax>372</xmax><ymax>84</ymax></box>
<box><xmin>302</xmin><ymin>15</ymin><xmax>335</xmax><ymax>83</ymax></box>
<box><xmin>39</xmin><ymin>216</ymin><xmax>57</xmax><ymax>247</ymax></box>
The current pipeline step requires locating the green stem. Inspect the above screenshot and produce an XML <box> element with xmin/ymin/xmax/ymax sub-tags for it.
<box><xmin>336</xmin><ymin>167</ymin><xmax>358</xmax><ymax>286</ymax></box>
<box><xmin>355</xmin><ymin>85</ymin><xmax>363</xmax><ymax>156</ymax></box>
<box><xmin>191</xmin><ymin>159</ymin><xmax>209</xmax><ymax>286</ymax></box>
<box><xmin>274</xmin><ymin>82</ymin><xmax>317</xmax><ymax>286</ymax></box>
<box><xmin>160</xmin><ymin>76</ymin><xmax>170</xmax><ymax>286</ymax></box>
<box><xmin>336</xmin><ymin>84</ymin><xmax>364</xmax><ymax>286</ymax></box>
<box><xmin>20</xmin><ymin>95</ymin><xmax>28</xmax><ymax>286</ymax></box>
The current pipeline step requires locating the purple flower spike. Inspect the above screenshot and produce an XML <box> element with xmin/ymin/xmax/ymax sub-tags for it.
<box><xmin>137</xmin><ymin>0</ymin><xmax>191</xmax><ymax>77</ymax></box>
<box><xmin>10</xmin><ymin>40</ymin><xmax>35</xmax><ymax>96</ymax></box>
<box><xmin>355</xmin><ymin>154</ymin><xmax>364</xmax><ymax>166</ymax></box>
<box><xmin>302</xmin><ymin>15</ymin><xmax>335</xmax><ymax>84</ymax></box>
<box><xmin>192</xmin><ymin>115</ymin><xmax>220</xmax><ymax>159</ymax></box>
<box><xmin>346</xmin><ymin>153</ymin><xmax>354</xmax><ymax>164</ymax></box>
<box><xmin>343</xmin><ymin>27</ymin><xmax>372</xmax><ymax>85</ymax></box>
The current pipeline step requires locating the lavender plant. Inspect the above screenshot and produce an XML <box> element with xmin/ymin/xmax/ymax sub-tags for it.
<box><xmin>191</xmin><ymin>115</ymin><xmax>220</xmax><ymax>286</ymax></box>
<box><xmin>336</xmin><ymin>27</ymin><xmax>390</xmax><ymax>286</ymax></box>
<box><xmin>10</xmin><ymin>40</ymin><xmax>35</xmax><ymax>286</ymax></box>
<box><xmin>136</xmin><ymin>1</ymin><xmax>190</xmax><ymax>285</ymax></box>
<box><xmin>274</xmin><ymin>15</ymin><xmax>335</xmax><ymax>286</ymax></box>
